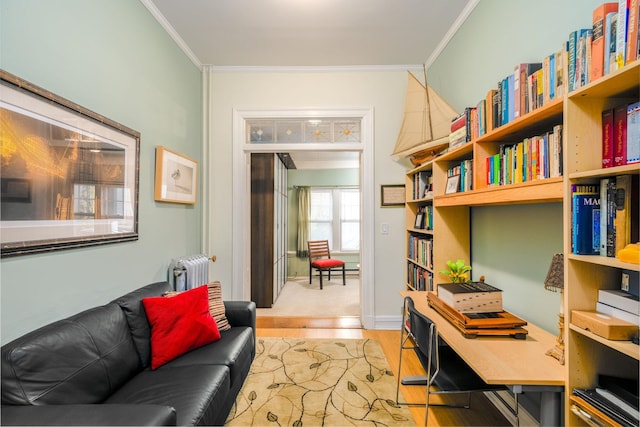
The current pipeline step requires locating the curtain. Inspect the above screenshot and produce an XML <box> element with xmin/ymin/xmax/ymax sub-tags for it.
<box><xmin>297</xmin><ymin>186</ymin><xmax>310</xmax><ymax>258</ymax></box>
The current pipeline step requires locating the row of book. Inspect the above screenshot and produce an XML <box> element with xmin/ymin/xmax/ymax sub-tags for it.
<box><xmin>570</xmin><ymin>175</ymin><xmax>639</xmax><ymax>257</ymax></box>
<box><xmin>413</xmin><ymin>205</ymin><xmax>433</xmax><ymax>230</ymax></box>
<box><xmin>602</xmin><ymin>101</ymin><xmax>640</xmax><ymax>167</ymax></box>
<box><xmin>447</xmin><ymin>159</ymin><xmax>473</xmax><ymax>193</ymax></box>
<box><xmin>410</xmin><ymin>170</ymin><xmax>433</xmax><ymax>200</ymax></box>
<box><xmin>486</xmin><ymin>125</ymin><xmax>563</xmax><ymax>187</ymax></box>
<box><xmin>407</xmin><ymin>263</ymin><xmax>432</xmax><ymax>292</ymax></box>
<box><xmin>449</xmin><ymin>0</ymin><xmax>639</xmax><ymax>145</ymax></box>
<box><xmin>407</xmin><ymin>235</ymin><xmax>433</xmax><ymax>269</ymax></box>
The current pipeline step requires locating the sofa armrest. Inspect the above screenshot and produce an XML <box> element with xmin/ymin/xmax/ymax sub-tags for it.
<box><xmin>1</xmin><ymin>404</ymin><xmax>176</xmax><ymax>426</ymax></box>
<box><xmin>224</xmin><ymin>300</ymin><xmax>256</xmax><ymax>330</ymax></box>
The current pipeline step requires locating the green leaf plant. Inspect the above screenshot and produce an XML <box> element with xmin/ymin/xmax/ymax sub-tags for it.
<box><xmin>439</xmin><ymin>259</ymin><xmax>472</xmax><ymax>283</ymax></box>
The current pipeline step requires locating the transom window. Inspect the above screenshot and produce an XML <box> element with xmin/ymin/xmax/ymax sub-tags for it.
<box><xmin>247</xmin><ymin>118</ymin><xmax>361</xmax><ymax>144</ymax></box>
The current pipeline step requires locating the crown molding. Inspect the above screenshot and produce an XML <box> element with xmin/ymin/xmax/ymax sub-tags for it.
<box><xmin>205</xmin><ymin>64</ymin><xmax>425</xmax><ymax>73</ymax></box>
<box><xmin>139</xmin><ymin>0</ymin><xmax>203</xmax><ymax>69</ymax></box>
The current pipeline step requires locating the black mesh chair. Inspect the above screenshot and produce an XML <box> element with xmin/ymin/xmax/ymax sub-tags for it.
<box><xmin>395</xmin><ymin>296</ymin><xmax>518</xmax><ymax>425</ymax></box>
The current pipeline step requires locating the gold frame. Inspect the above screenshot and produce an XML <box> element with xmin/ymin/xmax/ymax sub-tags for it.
<box><xmin>154</xmin><ymin>146</ymin><xmax>198</xmax><ymax>204</ymax></box>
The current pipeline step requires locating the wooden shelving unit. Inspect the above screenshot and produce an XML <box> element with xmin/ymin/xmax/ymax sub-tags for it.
<box><xmin>402</xmin><ymin>60</ymin><xmax>640</xmax><ymax>425</ymax></box>
<box><xmin>564</xmin><ymin>60</ymin><xmax>640</xmax><ymax>426</ymax></box>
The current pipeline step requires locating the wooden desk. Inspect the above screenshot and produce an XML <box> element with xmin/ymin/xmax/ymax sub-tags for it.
<box><xmin>401</xmin><ymin>291</ymin><xmax>565</xmax><ymax>425</ymax></box>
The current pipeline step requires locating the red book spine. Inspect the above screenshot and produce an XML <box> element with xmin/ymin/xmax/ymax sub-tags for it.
<box><xmin>602</xmin><ymin>108</ymin><xmax>615</xmax><ymax>167</ymax></box>
<box><xmin>613</xmin><ymin>104</ymin><xmax>628</xmax><ymax>166</ymax></box>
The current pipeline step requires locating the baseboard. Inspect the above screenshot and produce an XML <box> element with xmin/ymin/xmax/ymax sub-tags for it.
<box><xmin>373</xmin><ymin>315</ymin><xmax>403</xmax><ymax>330</ymax></box>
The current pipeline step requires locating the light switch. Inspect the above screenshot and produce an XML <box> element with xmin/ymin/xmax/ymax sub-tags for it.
<box><xmin>381</xmin><ymin>223</ymin><xmax>389</xmax><ymax>235</ymax></box>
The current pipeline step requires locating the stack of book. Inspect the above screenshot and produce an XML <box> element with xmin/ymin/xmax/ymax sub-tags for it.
<box><xmin>597</xmin><ymin>270</ymin><xmax>640</xmax><ymax>326</ymax></box>
<box><xmin>572</xmin><ymin>375</ymin><xmax>639</xmax><ymax>427</ymax></box>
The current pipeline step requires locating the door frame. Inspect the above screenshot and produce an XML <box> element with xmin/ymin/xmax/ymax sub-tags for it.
<box><xmin>231</xmin><ymin>107</ymin><xmax>375</xmax><ymax>329</ymax></box>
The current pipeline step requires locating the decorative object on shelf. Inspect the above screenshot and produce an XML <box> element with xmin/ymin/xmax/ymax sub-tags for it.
<box><xmin>445</xmin><ymin>174</ymin><xmax>461</xmax><ymax>194</ymax></box>
<box><xmin>390</xmin><ymin>67</ymin><xmax>458</xmax><ymax>166</ymax></box>
<box><xmin>0</xmin><ymin>70</ymin><xmax>140</xmax><ymax>258</ymax></box>
<box><xmin>543</xmin><ymin>253</ymin><xmax>565</xmax><ymax>365</ymax></box>
<box><xmin>439</xmin><ymin>259</ymin><xmax>472</xmax><ymax>283</ymax></box>
<box><xmin>380</xmin><ymin>184</ymin><xmax>405</xmax><ymax>207</ymax></box>
<box><xmin>154</xmin><ymin>146</ymin><xmax>198</xmax><ymax>204</ymax></box>
<box><xmin>618</xmin><ymin>243</ymin><xmax>640</xmax><ymax>264</ymax></box>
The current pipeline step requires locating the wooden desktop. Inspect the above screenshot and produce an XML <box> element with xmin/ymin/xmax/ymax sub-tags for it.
<box><xmin>400</xmin><ymin>291</ymin><xmax>565</xmax><ymax>426</ymax></box>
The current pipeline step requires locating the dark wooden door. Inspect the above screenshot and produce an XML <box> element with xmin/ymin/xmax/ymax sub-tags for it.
<box><xmin>250</xmin><ymin>153</ymin><xmax>274</xmax><ymax>307</ymax></box>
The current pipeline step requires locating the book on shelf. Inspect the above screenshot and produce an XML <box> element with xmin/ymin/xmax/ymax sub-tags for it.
<box><xmin>437</xmin><ymin>281</ymin><xmax>503</xmax><ymax>314</ymax></box>
<box><xmin>602</xmin><ymin>108</ymin><xmax>615</xmax><ymax>167</ymax></box>
<box><xmin>600</xmin><ymin>177</ymin><xmax>617</xmax><ymax>257</ymax></box>
<box><xmin>616</xmin><ymin>0</ymin><xmax>629</xmax><ymax>69</ymax></box>
<box><xmin>592</xmin><ymin>3</ymin><xmax>620</xmax><ymax>81</ymax></box>
<box><xmin>613</xmin><ymin>104</ymin><xmax>628</xmax><ymax>166</ymax></box>
<box><xmin>614</xmin><ymin>174</ymin><xmax>638</xmax><ymax>257</ymax></box>
<box><xmin>605</xmin><ymin>11</ymin><xmax>618</xmax><ymax>75</ymax></box>
<box><xmin>627</xmin><ymin>101</ymin><xmax>639</xmax><ymax>164</ymax></box>
<box><xmin>627</xmin><ymin>0</ymin><xmax>639</xmax><ymax>62</ymax></box>
<box><xmin>596</xmin><ymin>301</ymin><xmax>640</xmax><ymax>325</ymax></box>
<box><xmin>572</xmin><ymin>185</ymin><xmax>600</xmax><ymax>255</ymax></box>
<box><xmin>485</xmin><ymin>89</ymin><xmax>496</xmax><ymax>132</ymax></box>
<box><xmin>598</xmin><ymin>289</ymin><xmax>640</xmax><ymax>315</ymax></box>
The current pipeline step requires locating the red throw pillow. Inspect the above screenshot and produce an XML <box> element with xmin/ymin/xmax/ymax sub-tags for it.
<box><xmin>142</xmin><ymin>285</ymin><xmax>220</xmax><ymax>369</ymax></box>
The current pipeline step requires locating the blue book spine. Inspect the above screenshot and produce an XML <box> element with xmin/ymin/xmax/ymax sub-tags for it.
<box><xmin>508</xmin><ymin>74</ymin><xmax>515</xmax><ymax>123</ymax></box>
<box><xmin>572</xmin><ymin>193</ymin><xmax>601</xmax><ymax>254</ymax></box>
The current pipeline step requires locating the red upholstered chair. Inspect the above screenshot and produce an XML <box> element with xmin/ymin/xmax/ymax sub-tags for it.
<box><xmin>307</xmin><ymin>240</ymin><xmax>345</xmax><ymax>289</ymax></box>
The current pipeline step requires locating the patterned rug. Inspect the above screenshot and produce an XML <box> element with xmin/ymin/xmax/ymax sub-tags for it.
<box><xmin>225</xmin><ymin>337</ymin><xmax>415</xmax><ymax>427</ymax></box>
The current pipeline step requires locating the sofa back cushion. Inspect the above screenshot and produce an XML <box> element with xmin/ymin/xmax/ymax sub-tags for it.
<box><xmin>1</xmin><ymin>303</ymin><xmax>139</xmax><ymax>405</ymax></box>
<box><xmin>112</xmin><ymin>281</ymin><xmax>172</xmax><ymax>369</ymax></box>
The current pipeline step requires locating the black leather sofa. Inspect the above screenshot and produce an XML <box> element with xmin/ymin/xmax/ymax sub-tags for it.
<box><xmin>1</xmin><ymin>281</ymin><xmax>256</xmax><ymax>426</ymax></box>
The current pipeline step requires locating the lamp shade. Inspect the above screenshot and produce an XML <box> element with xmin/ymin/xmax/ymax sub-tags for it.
<box><xmin>544</xmin><ymin>253</ymin><xmax>564</xmax><ymax>292</ymax></box>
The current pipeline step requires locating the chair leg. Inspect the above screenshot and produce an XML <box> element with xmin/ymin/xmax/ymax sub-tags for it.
<box><xmin>319</xmin><ymin>270</ymin><xmax>323</xmax><ymax>290</ymax></box>
<box><xmin>309</xmin><ymin>264</ymin><xmax>312</xmax><ymax>284</ymax></box>
<box><xmin>342</xmin><ymin>265</ymin><xmax>346</xmax><ymax>286</ymax></box>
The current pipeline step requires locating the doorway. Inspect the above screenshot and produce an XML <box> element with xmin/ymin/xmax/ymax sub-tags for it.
<box><xmin>254</xmin><ymin>153</ymin><xmax>361</xmax><ymax>320</ymax></box>
<box><xmin>230</xmin><ymin>107</ymin><xmax>376</xmax><ymax>329</ymax></box>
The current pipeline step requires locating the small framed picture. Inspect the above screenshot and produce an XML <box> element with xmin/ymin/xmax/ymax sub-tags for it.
<box><xmin>154</xmin><ymin>146</ymin><xmax>198</xmax><ymax>204</ymax></box>
<box><xmin>414</xmin><ymin>212</ymin><xmax>424</xmax><ymax>229</ymax></box>
<box><xmin>445</xmin><ymin>175</ymin><xmax>461</xmax><ymax>194</ymax></box>
<box><xmin>380</xmin><ymin>184</ymin><xmax>405</xmax><ymax>207</ymax></box>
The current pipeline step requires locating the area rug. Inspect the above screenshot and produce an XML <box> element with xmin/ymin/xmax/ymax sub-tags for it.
<box><xmin>225</xmin><ymin>337</ymin><xmax>415</xmax><ymax>427</ymax></box>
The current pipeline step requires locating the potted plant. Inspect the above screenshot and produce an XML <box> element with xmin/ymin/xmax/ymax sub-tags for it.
<box><xmin>439</xmin><ymin>259</ymin><xmax>472</xmax><ymax>283</ymax></box>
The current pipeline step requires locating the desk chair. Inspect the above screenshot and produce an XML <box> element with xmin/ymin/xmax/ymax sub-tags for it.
<box><xmin>307</xmin><ymin>240</ymin><xmax>345</xmax><ymax>290</ymax></box>
<box><xmin>396</xmin><ymin>296</ymin><xmax>518</xmax><ymax>426</ymax></box>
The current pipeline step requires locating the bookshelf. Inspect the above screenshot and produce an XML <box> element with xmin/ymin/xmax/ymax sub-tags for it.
<box><xmin>403</xmin><ymin>59</ymin><xmax>639</xmax><ymax>426</ymax></box>
<box><xmin>564</xmin><ymin>60</ymin><xmax>640</xmax><ymax>426</ymax></box>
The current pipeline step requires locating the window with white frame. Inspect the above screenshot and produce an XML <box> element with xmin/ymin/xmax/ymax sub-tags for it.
<box><xmin>309</xmin><ymin>187</ymin><xmax>360</xmax><ymax>252</ymax></box>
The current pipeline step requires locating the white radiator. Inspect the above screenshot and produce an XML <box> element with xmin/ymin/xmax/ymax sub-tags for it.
<box><xmin>170</xmin><ymin>254</ymin><xmax>211</xmax><ymax>291</ymax></box>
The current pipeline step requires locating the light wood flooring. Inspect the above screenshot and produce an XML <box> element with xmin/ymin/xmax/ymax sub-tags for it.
<box><xmin>257</xmin><ymin>316</ymin><xmax>512</xmax><ymax>427</ymax></box>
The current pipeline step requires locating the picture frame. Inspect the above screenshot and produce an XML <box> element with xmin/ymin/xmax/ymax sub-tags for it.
<box><xmin>414</xmin><ymin>212</ymin><xmax>424</xmax><ymax>229</ymax></box>
<box><xmin>0</xmin><ymin>70</ymin><xmax>140</xmax><ymax>258</ymax></box>
<box><xmin>154</xmin><ymin>146</ymin><xmax>198</xmax><ymax>204</ymax></box>
<box><xmin>380</xmin><ymin>184</ymin><xmax>405</xmax><ymax>207</ymax></box>
<box><xmin>445</xmin><ymin>174</ymin><xmax>461</xmax><ymax>194</ymax></box>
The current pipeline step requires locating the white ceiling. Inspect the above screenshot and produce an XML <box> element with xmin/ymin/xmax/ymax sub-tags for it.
<box><xmin>143</xmin><ymin>0</ymin><xmax>475</xmax><ymax>168</ymax></box>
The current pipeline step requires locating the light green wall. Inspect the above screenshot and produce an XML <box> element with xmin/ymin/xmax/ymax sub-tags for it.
<box><xmin>286</xmin><ymin>168</ymin><xmax>360</xmax><ymax>277</ymax></box>
<box><xmin>428</xmin><ymin>0</ymin><xmax>601</xmax><ymax>332</ymax></box>
<box><xmin>0</xmin><ymin>0</ymin><xmax>202</xmax><ymax>344</ymax></box>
